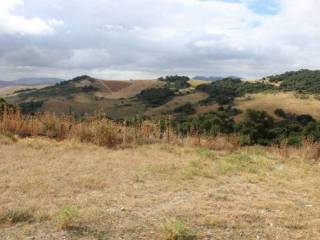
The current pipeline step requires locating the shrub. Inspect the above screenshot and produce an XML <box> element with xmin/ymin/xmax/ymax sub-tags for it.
<box><xmin>237</xmin><ymin>110</ymin><xmax>276</xmax><ymax>145</ymax></box>
<box><xmin>57</xmin><ymin>206</ymin><xmax>79</xmax><ymax>230</ymax></box>
<box><xmin>162</xmin><ymin>219</ymin><xmax>196</xmax><ymax>240</ymax></box>
<box><xmin>138</xmin><ymin>88</ymin><xmax>174</xmax><ymax>107</ymax></box>
<box><xmin>19</xmin><ymin>101</ymin><xmax>44</xmax><ymax>114</ymax></box>
<box><xmin>196</xmin><ymin>78</ymin><xmax>275</xmax><ymax>106</ymax></box>
<box><xmin>0</xmin><ymin>208</ymin><xmax>35</xmax><ymax>225</ymax></box>
<box><xmin>174</xmin><ymin>103</ymin><xmax>195</xmax><ymax>115</ymax></box>
<box><xmin>72</xmin><ymin>119</ymin><xmax>122</xmax><ymax>148</ymax></box>
<box><xmin>296</xmin><ymin>114</ymin><xmax>315</xmax><ymax>126</ymax></box>
<box><xmin>274</xmin><ymin>108</ymin><xmax>286</xmax><ymax>118</ymax></box>
<box><xmin>159</xmin><ymin>75</ymin><xmax>191</xmax><ymax>89</ymax></box>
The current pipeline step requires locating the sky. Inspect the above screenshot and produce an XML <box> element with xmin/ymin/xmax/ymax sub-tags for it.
<box><xmin>0</xmin><ymin>0</ymin><xmax>320</xmax><ymax>80</ymax></box>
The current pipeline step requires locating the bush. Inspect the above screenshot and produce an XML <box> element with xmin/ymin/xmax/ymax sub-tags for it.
<box><xmin>174</xmin><ymin>103</ymin><xmax>195</xmax><ymax>115</ymax></box>
<box><xmin>57</xmin><ymin>206</ymin><xmax>79</xmax><ymax>230</ymax></box>
<box><xmin>0</xmin><ymin>98</ymin><xmax>15</xmax><ymax>114</ymax></box>
<box><xmin>196</xmin><ymin>78</ymin><xmax>275</xmax><ymax>106</ymax></box>
<box><xmin>162</xmin><ymin>219</ymin><xmax>196</xmax><ymax>240</ymax></box>
<box><xmin>0</xmin><ymin>208</ymin><xmax>35</xmax><ymax>225</ymax></box>
<box><xmin>138</xmin><ymin>88</ymin><xmax>174</xmax><ymax>107</ymax></box>
<box><xmin>159</xmin><ymin>75</ymin><xmax>191</xmax><ymax>89</ymax></box>
<box><xmin>296</xmin><ymin>114</ymin><xmax>315</xmax><ymax>126</ymax></box>
<box><xmin>303</xmin><ymin>122</ymin><xmax>320</xmax><ymax>141</ymax></box>
<box><xmin>274</xmin><ymin>108</ymin><xmax>286</xmax><ymax>118</ymax></box>
<box><xmin>173</xmin><ymin>109</ymin><xmax>235</xmax><ymax>137</ymax></box>
<box><xmin>237</xmin><ymin>110</ymin><xmax>276</xmax><ymax>145</ymax></box>
<box><xmin>19</xmin><ymin>101</ymin><xmax>44</xmax><ymax>114</ymax></box>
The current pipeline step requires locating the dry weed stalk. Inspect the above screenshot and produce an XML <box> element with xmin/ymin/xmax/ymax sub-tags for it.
<box><xmin>0</xmin><ymin>110</ymin><xmax>180</xmax><ymax>148</ymax></box>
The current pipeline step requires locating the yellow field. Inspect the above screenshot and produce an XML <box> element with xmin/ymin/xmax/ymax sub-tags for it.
<box><xmin>1</xmin><ymin>136</ymin><xmax>320</xmax><ymax>239</ymax></box>
<box><xmin>0</xmin><ymin>85</ymin><xmax>48</xmax><ymax>98</ymax></box>
<box><xmin>188</xmin><ymin>80</ymin><xmax>210</xmax><ymax>87</ymax></box>
<box><xmin>235</xmin><ymin>92</ymin><xmax>320</xmax><ymax>119</ymax></box>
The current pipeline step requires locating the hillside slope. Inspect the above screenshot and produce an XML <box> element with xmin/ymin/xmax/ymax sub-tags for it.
<box><xmin>235</xmin><ymin>92</ymin><xmax>320</xmax><ymax>120</ymax></box>
<box><xmin>6</xmin><ymin>76</ymin><xmax>165</xmax><ymax>118</ymax></box>
<box><xmin>5</xmin><ymin>70</ymin><xmax>320</xmax><ymax>123</ymax></box>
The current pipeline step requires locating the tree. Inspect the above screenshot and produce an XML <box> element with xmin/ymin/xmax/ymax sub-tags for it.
<box><xmin>237</xmin><ymin>110</ymin><xmax>276</xmax><ymax>145</ymax></box>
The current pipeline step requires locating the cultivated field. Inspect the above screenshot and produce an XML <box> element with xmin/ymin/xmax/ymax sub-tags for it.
<box><xmin>1</xmin><ymin>136</ymin><xmax>320</xmax><ymax>239</ymax></box>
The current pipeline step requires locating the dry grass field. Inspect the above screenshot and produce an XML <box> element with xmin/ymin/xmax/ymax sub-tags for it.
<box><xmin>188</xmin><ymin>80</ymin><xmax>211</xmax><ymax>87</ymax></box>
<box><xmin>93</xmin><ymin>80</ymin><xmax>165</xmax><ymax>100</ymax></box>
<box><xmin>235</xmin><ymin>92</ymin><xmax>320</xmax><ymax>120</ymax></box>
<box><xmin>1</xmin><ymin>135</ymin><xmax>320</xmax><ymax>239</ymax></box>
<box><xmin>0</xmin><ymin>85</ymin><xmax>48</xmax><ymax>98</ymax></box>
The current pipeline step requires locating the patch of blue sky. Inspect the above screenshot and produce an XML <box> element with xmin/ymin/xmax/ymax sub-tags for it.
<box><xmin>222</xmin><ymin>0</ymin><xmax>281</xmax><ymax>15</ymax></box>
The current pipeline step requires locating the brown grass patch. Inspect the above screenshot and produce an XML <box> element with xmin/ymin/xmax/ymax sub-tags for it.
<box><xmin>235</xmin><ymin>92</ymin><xmax>320</xmax><ymax>120</ymax></box>
<box><xmin>1</xmin><ymin>138</ymin><xmax>320</xmax><ymax>239</ymax></box>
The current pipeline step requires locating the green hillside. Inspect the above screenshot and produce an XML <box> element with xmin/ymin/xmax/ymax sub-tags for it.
<box><xmin>267</xmin><ymin>69</ymin><xmax>320</xmax><ymax>93</ymax></box>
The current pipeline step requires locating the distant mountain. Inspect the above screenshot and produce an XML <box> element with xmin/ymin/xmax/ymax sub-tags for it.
<box><xmin>193</xmin><ymin>76</ymin><xmax>223</xmax><ymax>81</ymax></box>
<box><xmin>14</xmin><ymin>77</ymin><xmax>65</xmax><ymax>85</ymax></box>
<box><xmin>0</xmin><ymin>77</ymin><xmax>65</xmax><ymax>88</ymax></box>
<box><xmin>193</xmin><ymin>76</ymin><xmax>241</xmax><ymax>81</ymax></box>
<box><xmin>0</xmin><ymin>80</ymin><xmax>13</xmax><ymax>88</ymax></box>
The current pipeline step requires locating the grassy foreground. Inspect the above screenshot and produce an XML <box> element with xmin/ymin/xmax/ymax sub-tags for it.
<box><xmin>1</xmin><ymin>136</ymin><xmax>320</xmax><ymax>239</ymax></box>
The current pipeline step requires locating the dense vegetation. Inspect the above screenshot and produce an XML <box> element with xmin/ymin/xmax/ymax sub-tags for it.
<box><xmin>159</xmin><ymin>75</ymin><xmax>191</xmax><ymax>89</ymax></box>
<box><xmin>173</xmin><ymin>107</ymin><xmax>236</xmax><ymax>136</ymax></box>
<box><xmin>196</xmin><ymin>78</ymin><xmax>276</xmax><ymax>105</ymax></box>
<box><xmin>19</xmin><ymin>101</ymin><xmax>44</xmax><ymax>114</ymax></box>
<box><xmin>174</xmin><ymin>103</ymin><xmax>196</xmax><ymax>115</ymax></box>
<box><xmin>137</xmin><ymin>87</ymin><xmax>174</xmax><ymax>107</ymax></box>
<box><xmin>171</xmin><ymin>106</ymin><xmax>320</xmax><ymax>146</ymax></box>
<box><xmin>193</xmin><ymin>76</ymin><xmax>223</xmax><ymax>81</ymax></box>
<box><xmin>267</xmin><ymin>69</ymin><xmax>320</xmax><ymax>93</ymax></box>
<box><xmin>17</xmin><ymin>76</ymin><xmax>98</xmax><ymax>99</ymax></box>
<box><xmin>0</xmin><ymin>98</ymin><xmax>15</xmax><ymax>114</ymax></box>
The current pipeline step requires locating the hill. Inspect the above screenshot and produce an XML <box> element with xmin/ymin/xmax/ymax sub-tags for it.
<box><xmin>235</xmin><ymin>92</ymin><xmax>320</xmax><ymax>120</ymax></box>
<box><xmin>193</xmin><ymin>76</ymin><xmax>241</xmax><ymax>81</ymax></box>
<box><xmin>6</xmin><ymin>75</ymin><xmax>276</xmax><ymax>119</ymax></box>
<box><xmin>5</xmin><ymin>70</ymin><xmax>320</xmax><ymax>146</ymax></box>
<box><xmin>266</xmin><ymin>69</ymin><xmax>320</xmax><ymax>93</ymax></box>
<box><xmin>6</xmin><ymin>75</ymin><xmax>165</xmax><ymax>118</ymax></box>
<box><xmin>193</xmin><ymin>76</ymin><xmax>223</xmax><ymax>81</ymax></box>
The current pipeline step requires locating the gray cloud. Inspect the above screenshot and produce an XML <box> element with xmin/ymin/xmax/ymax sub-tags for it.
<box><xmin>1</xmin><ymin>0</ymin><xmax>320</xmax><ymax>80</ymax></box>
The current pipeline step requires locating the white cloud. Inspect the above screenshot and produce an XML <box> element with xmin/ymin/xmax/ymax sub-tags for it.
<box><xmin>1</xmin><ymin>0</ymin><xmax>320</xmax><ymax>80</ymax></box>
<box><xmin>0</xmin><ymin>0</ymin><xmax>61</xmax><ymax>35</ymax></box>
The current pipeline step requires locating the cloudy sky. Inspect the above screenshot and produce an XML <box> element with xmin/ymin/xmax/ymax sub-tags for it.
<box><xmin>0</xmin><ymin>0</ymin><xmax>319</xmax><ymax>80</ymax></box>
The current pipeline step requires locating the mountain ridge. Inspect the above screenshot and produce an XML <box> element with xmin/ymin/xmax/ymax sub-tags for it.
<box><xmin>0</xmin><ymin>77</ymin><xmax>65</xmax><ymax>88</ymax></box>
